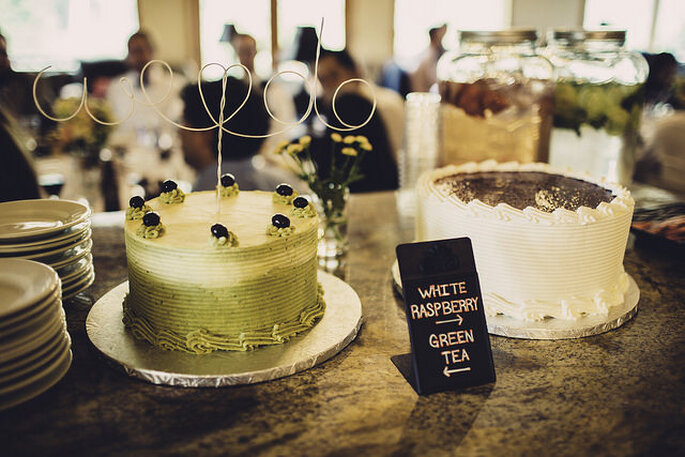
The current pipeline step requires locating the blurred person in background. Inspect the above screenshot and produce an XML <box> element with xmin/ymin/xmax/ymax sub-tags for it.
<box><xmin>0</xmin><ymin>31</ymin><xmax>55</xmax><ymax>154</ymax></box>
<box><xmin>288</xmin><ymin>26</ymin><xmax>321</xmax><ymax>123</ymax></box>
<box><xmin>410</xmin><ymin>24</ymin><xmax>447</xmax><ymax>93</ymax></box>
<box><xmin>180</xmin><ymin>78</ymin><xmax>297</xmax><ymax>191</ymax></box>
<box><xmin>636</xmin><ymin>53</ymin><xmax>684</xmax><ymax>189</ymax></box>
<box><xmin>106</xmin><ymin>30</ymin><xmax>186</xmax><ymax>148</ymax></box>
<box><xmin>644</xmin><ymin>52</ymin><xmax>680</xmax><ymax>108</ymax></box>
<box><xmin>105</xmin><ymin>30</ymin><xmax>193</xmax><ymax>197</ymax></box>
<box><xmin>231</xmin><ymin>33</ymin><xmax>297</xmax><ymax>158</ymax></box>
<box><xmin>0</xmin><ymin>106</ymin><xmax>41</xmax><ymax>202</ymax></box>
<box><xmin>314</xmin><ymin>48</ymin><xmax>400</xmax><ymax>192</ymax></box>
<box><xmin>0</xmin><ymin>31</ymin><xmax>53</xmax><ymax>118</ymax></box>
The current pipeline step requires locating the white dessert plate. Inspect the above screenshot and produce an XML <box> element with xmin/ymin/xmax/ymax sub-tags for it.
<box><xmin>86</xmin><ymin>271</ymin><xmax>363</xmax><ymax>387</ymax></box>
<box><xmin>46</xmin><ymin>245</ymin><xmax>92</xmax><ymax>270</ymax></box>
<box><xmin>0</xmin><ymin>288</ymin><xmax>60</xmax><ymax>331</ymax></box>
<box><xmin>59</xmin><ymin>262</ymin><xmax>92</xmax><ymax>286</ymax></box>
<box><xmin>0</xmin><ymin>349</ymin><xmax>72</xmax><ymax>411</ymax></box>
<box><xmin>0</xmin><ymin>308</ymin><xmax>64</xmax><ymax>355</ymax></box>
<box><xmin>0</xmin><ymin>310</ymin><xmax>65</xmax><ymax>363</ymax></box>
<box><xmin>61</xmin><ymin>267</ymin><xmax>94</xmax><ymax>291</ymax></box>
<box><xmin>7</xmin><ymin>238</ymin><xmax>92</xmax><ymax>262</ymax></box>
<box><xmin>0</xmin><ymin>333</ymin><xmax>70</xmax><ymax>385</ymax></box>
<box><xmin>0</xmin><ymin>200</ymin><xmax>90</xmax><ymax>242</ymax></box>
<box><xmin>391</xmin><ymin>260</ymin><xmax>640</xmax><ymax>339</ymax></box>
<box><xmin>1</xmin><ymin>297</ymin><xmax>60</xmax><ymax>340</ymax></box>
<box><xmin>57</xmin><ymin>255</ymin><xmax>92</xmax><ymax>282</ymax></box>
<box><xmin>0</xmin><ymin>259</ymin><xmax>59</xmax><ymax>319</ymax></box>
<box><xmin>0</xmin><ymin>224</ymin><xmax>91</xmax><ymax>254</ymax></box>
<box><xmin>0</xmin><ymin>220</ymin><xmax>90</xmax><ymax>250</ymax></box>
<box><xmin>62</xmin><ymin>273</ymin><xmax>95</xmax><ymax>301</ymax></box>
<box><xmin>0</xmin><ymin>333</ymin><xmax>69</xmax><ymax>376</ymax></box>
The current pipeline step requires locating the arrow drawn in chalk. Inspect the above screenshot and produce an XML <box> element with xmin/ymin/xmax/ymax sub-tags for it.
<box><xmin>443</xmin><ymin>366</ymin><xmax>471</xmax><ymax>377</ymax></box>
<box><xmin>435</xmin><ymin>314</ymin><xmax>463</xmax><ymax>325</ymax></box>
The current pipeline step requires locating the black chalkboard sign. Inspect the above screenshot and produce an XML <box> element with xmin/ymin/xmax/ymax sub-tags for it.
<box><xmin>394</xmin><ymin>238</ymin><xmax>496</xmax><ymax>395</ymax></box>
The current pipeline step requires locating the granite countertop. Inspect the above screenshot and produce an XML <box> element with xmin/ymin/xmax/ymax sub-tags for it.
<box><xmin>1</xmin><ymin>192</ymin><xmax>684</xmax><ymax>457</ymax></box>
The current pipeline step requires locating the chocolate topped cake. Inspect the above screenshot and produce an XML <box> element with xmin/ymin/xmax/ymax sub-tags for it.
<box><xmin>416</xmin><ymin>161</ymin><xmax>635</xmax><ymax>324</ymax></box>
<box><xmin>435</xmin><ymin>171</ymin><xmax>615</xmax><ymax>212</ymax></box>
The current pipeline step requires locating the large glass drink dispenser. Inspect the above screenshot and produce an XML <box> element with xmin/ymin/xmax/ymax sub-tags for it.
<box><xmin>436</xmin><ymin>30</ymin><xmax>554</xmax><ymax>165</ymax></box>
<box><xmin>545</xmin><ymin>30</ymin><xmax>648</xmax><ymax>185</ymax></box>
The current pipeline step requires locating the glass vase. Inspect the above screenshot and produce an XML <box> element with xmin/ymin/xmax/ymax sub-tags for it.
<box><xmin>311</xmin><ymin>188</ymin><xmax>350</xmax><ymax>259</ymax></box>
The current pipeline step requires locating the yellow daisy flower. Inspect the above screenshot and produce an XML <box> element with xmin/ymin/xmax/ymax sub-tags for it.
<box><xmin>360</xmin><ymin>142</ymin><xmax>373</xmax><ymax>152</ymax></box>
<box><xmin>274</xmin><ymin>140</ymin><xmax>289</xmax><ymax>155</ymax></box>
<box><xmin>355</xmin><ymin>135</ymin><xmax>369</xmax><ymax>144</ymax></box>
<box><xmin>343</xmin><ymin>135</ymin><xmax>356</xmax><ymax>144</ymax></box>
<box><xmin>286</xmin><ymin>143</ymin><xmax>303</xmax><ymax>156</ymax></box>
<box><xmin>341</xmin><ymin>147</ymin><xmax>358</xmax><ymax>157</ymax></box>
<box><xmin>331</xmin><ymin>133</ymin><xmax>342</xmax><ymax>142</ymax></box>
<box><xmin>298</xmin><ymin>135</ymin><xmax>312</xmax><ymax>146</ymax></box>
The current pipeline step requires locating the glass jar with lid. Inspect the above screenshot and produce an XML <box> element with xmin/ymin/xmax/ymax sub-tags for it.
<box><xmin>436</xmin><ymin>30</ymin><xmax>554</xmax><ymax>165</ymax></box>
<box><xmin>545</xmin><ymin>29</ymin><xmax>648</xmax><ymax>185</ymax></box>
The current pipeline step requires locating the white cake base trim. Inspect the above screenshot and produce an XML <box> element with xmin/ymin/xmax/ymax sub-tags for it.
<box><xmin>392</xmin><ymin>260</ymin><xmax>639</xmax><ymax>339</ymax></box>
<box><xmin>86</xmin><ymin>271</ymin><xmax>362</xmax><ymax>387</ymax></box>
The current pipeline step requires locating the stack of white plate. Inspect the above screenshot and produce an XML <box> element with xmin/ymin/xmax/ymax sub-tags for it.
<box><xmin>0</xmin><ymin>200</ymin><xmax>94</xmax><ymax>300</ymax></box>
<box><xmin>0</xmin><ymin>259</ymin><xmax>72</xmax><ymax>410</ymax></box>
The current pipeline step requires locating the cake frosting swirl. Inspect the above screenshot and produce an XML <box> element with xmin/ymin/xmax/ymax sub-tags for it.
<box><xmin>416</xmin><ymin>160</ymin><xmax>634</xmax><ymax>322</ymax></box>
<box><xmin>123</xmin><ymin>190</ymin><xmax>323</xmax><ymax>353</ymax></box>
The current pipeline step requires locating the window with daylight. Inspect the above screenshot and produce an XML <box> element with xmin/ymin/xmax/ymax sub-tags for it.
<box><xmin>583</xmin><ymin>0</ymin><xmax>656</xmax><ymax>51</ymax></box>
<box><xmin>0</xmin><ymin>0</ymin><xmax>139</xmax><ymax>73</ymax></box>
<box><xmin>584</xmin><ymin>0</ymin><xmax>685</xmax><ymax>59</ymax></box>
<box><xmin>199</xmin><ymin>0</ymin><xmax>272</xmax><ymax>81</ymax></box>
<box><xmin>276</xmin><ymin>0</ymin><xmax>346</xmax><ymax>54</ymax></box>
<box><xmin>644</xmin><ymin>0</ymin><xmax>685</xmax><ymax>61</ymax></box>
<box><xmin>393</xmin><ymin>0</ymin><xmax>512</xmax><ymax>69</ymax></box>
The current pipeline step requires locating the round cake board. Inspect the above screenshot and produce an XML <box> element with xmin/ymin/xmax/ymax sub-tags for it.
<box><xmin>391</xmin><ymin>260</ymin><xmax>639</xmax><ymax>340</ymax></box>
<box><xmin>86</xmin><ymin>271</ymin><xmax>362</xmax><ymax>387</ymax></box>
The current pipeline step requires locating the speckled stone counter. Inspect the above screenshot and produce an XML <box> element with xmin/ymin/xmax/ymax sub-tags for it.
<box><xmin>1</xmin><ymin>192</ymin><xmax>684</xmax><ymax>457</ymax></box>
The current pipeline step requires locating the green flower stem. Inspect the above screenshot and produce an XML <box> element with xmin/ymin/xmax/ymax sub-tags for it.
<box><xmin>329</xmin><ymin>141</ymin><xmax>337</xmax><ymax>177</ymax></box>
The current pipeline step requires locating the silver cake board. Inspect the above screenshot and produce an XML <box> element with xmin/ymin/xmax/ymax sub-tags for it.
<box><xmin>391</xmin><ymin>260</ymin><xmax>639</xmax><ymax>340</ymax></box>
<box><xmin>86</xmin><ymin>271</ymin><xmax>362</xmax><ymax>387</ymax></box>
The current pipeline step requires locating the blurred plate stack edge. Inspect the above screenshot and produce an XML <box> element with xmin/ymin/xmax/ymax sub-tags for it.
<box><xmin>0</xmin><ymin>199</ymin><xmax>95</xmax><ymax>299</ymax></box>
<box><xmin>0</xmin><ymin>259</ymin><xmax>72</xmax><ymax>410</ymax></box>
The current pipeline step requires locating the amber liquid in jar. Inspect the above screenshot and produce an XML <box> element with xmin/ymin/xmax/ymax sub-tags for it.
<box><xmin>437</xmin><ymin>30</ymin><xmax>554</xmax><ymax>165</ymax></box>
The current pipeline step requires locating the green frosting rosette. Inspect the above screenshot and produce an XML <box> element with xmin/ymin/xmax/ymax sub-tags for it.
<box><xmin>266</xmin><ymin>224</ymin><xmax>296</xmax><ymax>237</ymax></box>
<box><xmin>290</xmin><ymin>204</ymin><xmax>316</xmax><ymax>218</ymax></box>
<box><xmin>136</xmin><ymin>223</ymin><xmax>165</xmax><ymax>239</ymax></box>
<box><xmin>160</xmin><ymin>188</ymin><xmax>185</xmax><ymax>204</ymax></box>
<box><xmin>219</xmin><ymin>183</ymin><xmax>239</xmax><ymax>197</ymax></box>
<box><xmin>125</xmin><ymin>204</ymin><xmax>152</xmax><ymax>220</ymax></box>
<box><xmin>209</xmin><ymin>232</ymin><xmax>239</xmax><ymax>247</ymax></box>
<box><xmin>272</xmin><ymin>191</ymin><xmax>299</xmax><ymax>205</ymax></box>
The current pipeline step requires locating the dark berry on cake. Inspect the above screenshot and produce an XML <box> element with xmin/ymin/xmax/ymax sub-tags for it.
<box><xmin>129</xmin><ymin>196</ymin><xmax>145</xmax><ymax>208</ymax></box>
<box><xmin>220</xmin><ymin>173</ymin><xmax>236</xmax><ymax>187</ymax></box>
<box><xmin>211</xmin><ymin>223</ymin><xmax>229</xmax><ymax>239</ymax></box>
<box><xmin>162</xmin><ymin>180</ymin><xmax>178</xmax><ymax>193</ymax></box>
<box><xmin>276</xmin><ymin>183</ymin><xmax>294</xmax><ymax>196</ymax></box>
<box><xmin>272</xmin><ymin>213</ymin><xmax>290</xmax><ymax>229</ymax></box>
<box><xmin>293</xmin><ymin>196</ymin><xmax>309</xmax><ymax>209</ymax></box>
<box><xmin>143</xmin><ymin>212</ymin><xmax>161</xmax><ymax>227</ymax></box>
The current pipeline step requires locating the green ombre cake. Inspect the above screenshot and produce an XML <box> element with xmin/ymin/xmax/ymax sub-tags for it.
<box><xmin>123</xmin><ymin>190</ymin><xmax>324</xmax><ymax>354</ymax></box>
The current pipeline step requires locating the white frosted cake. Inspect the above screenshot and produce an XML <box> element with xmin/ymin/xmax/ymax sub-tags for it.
<box><xmin>123</xmin><ymin>186</ymin><xmax>323</xmax><ymax>354</ymax></box>
<box><xmin>416</xmin><ymin>161</ymin><xmax>634</xmax><ymax>321</ymax></box>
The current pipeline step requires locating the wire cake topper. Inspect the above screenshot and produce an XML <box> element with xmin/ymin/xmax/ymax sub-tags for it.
<box><xmin>32</xmin><ymin>19</ymin><xmax>376</xmax><ymax>217</ymax></box>
<box><xmin>32</xmin><ymin>19</ymin><xmax>376</xmax><ymax>138</ymax></box>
